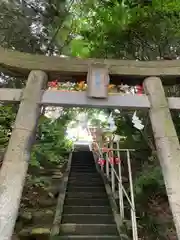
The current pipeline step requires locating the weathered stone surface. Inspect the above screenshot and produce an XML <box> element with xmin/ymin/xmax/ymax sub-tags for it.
<box><xmin>1</xmin><ymin>47</ymin><xmax>180</xmax><ymax>83</ymax></box>
<box><xmin>0</xmin><ymin>70</ymin><xmax>48</xmax><ymax>240</ymax></box>
<box><xmin>38</xmin><ymin>199</ymin><xmax>57</xmax><ymax>207</ymax></box>
<box><xmin>144</xmin><ymin>76</ymin><xmax>180</xmax><ymax>239</ymax></box>
<box><xmin>19</xmin><ymin>227</ymin><xmax>50</xmax><ymax>240</ymax></box>
<box><xmin>19</xmin><ymin>211</ymin><xmax>32</xmax><ymax>223</ymax></box>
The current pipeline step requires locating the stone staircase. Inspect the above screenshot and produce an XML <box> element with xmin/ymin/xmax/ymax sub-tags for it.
<box><xmin>57</xmin><ymin>151</ymin><xmax>120</xmax><ymax>239</ymax></box>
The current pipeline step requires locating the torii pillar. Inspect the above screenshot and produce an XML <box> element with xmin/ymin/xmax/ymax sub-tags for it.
<box><xmin>144</xmin><ymin>77</ymin><xmax>180</xmax><ymax>239</ymax></box>
<box><xmin>0</xmin><ymin>71</ymin><xmax>47</xmax><ymax>240</ymax></box>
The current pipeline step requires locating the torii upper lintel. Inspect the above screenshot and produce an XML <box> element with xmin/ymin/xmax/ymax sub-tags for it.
<box><xmin>1</xmin><ymin>47</ymin><xmax>180</xmax><ymax>85</ymax></box>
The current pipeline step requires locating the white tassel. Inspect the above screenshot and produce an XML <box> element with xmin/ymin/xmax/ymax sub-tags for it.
<box><xmin>132</xmin><ymin>111</ymin><xmax>144</xmax><ymax>130</ymax></box>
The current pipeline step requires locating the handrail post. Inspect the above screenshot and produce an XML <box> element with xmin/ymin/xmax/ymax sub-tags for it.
<box><xmin>99</xmin><ymin>142</ymin><xmax>104</xmax><ymax>172</ymax></box>
<box><xmin>106</xmin><ymin>152</ymin><xmax>110</xmax><ymax>179</ymax></box>
<box><xmin>110</xmin><ymin>141</ymin><xmax>115</xmax><ymax>193</ymax></box>
<box><xmin>94</xmin><ymin>139</ymin><xmax>138</xmax><ymax>239</ymax></box>
<box><xmin>117</xmin><ymin>141</ymin><xmax>124</xmax><ymax>220</ymax></box>
<box><xmin>127</xmin><ymin>150</ymin><xmax>138</xmax><ymax>240</ymax></box>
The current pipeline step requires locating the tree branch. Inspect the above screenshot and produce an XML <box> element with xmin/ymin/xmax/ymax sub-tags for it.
<box><xmin>46</xmin><ymin>0</ymin><xmax>75</xmax><ymax>56</ymax></box>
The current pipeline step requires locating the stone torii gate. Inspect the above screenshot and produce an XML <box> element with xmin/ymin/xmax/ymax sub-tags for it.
<box><xmin>1</xmin><ymin>47</ymin><xmax>180</xmax><ymax>239</ymax></box>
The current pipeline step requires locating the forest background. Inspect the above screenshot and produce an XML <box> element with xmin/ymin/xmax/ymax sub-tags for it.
<box><xmin>1</xmin><ymin>0</ymin><xmax>180</xmax><ymax>239</ymax></box>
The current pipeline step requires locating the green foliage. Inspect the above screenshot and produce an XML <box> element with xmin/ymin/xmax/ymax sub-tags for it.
<box><xmin>0</xmin><ymin>105</ymin><xmax>16</xmax><ymax>147</ymax></box>
<box><xmin>70</xmin><ymin>38</ymin><xmax>90</xmax><ymax>57</ymax></box>
<box><xmin>0</xmin><ymin>2</ymin><xmax>42</xmax><ymax>52</ymax></box>
<box><xmin>134</xmin><ymin>164</ymin><xmax>165</xmax><ymax>200</ymax></box>
<box><xmin>27</xmin><ymin>175</ymin><xmax>51</xmax><ymax>189</ymax></box>
<box><xmin>0</xmin><ymin>0</ymin><xmax>74</xmax><ymax>55</ymax></box>
<box><xmin>0</xmin><ymin>104</ymin><xmax>73</xmax><ymax>168</ymax></box>
<box><xmin>70</xmin><ymin>0</ymin><xmax>180</xmax><ymax>60</ymax></box>
<box><xmin>30</xmin><ymin>111</ymin><xmax>73</xmax><ymax>167</ymax></box>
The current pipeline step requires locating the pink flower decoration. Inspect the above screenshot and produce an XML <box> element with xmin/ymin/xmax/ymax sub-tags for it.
<box><xmin>109</xmin><ymin>157</ymin><xmax>114</xmax><ymax>164</ymax></box>
<box><xmin>115</xmin><ymin>157</ymin><xmax>121</xmax><ymax>164</ymax></box>
<box><xmin>98</xmin><ymin>158</ymin><xmax>106</xmax><ymax>166</ymax></box>
<box><xmin>102</xmin><ymin>147</ymin><xmax>109</xmax><ymax>153</ymax></box>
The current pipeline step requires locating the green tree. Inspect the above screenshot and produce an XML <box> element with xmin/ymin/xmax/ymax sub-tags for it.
<box><xmin>70</xmin><ymin>0</ymin><xmax>180</xmax><ymax>60</ymax></box>
<box><xmin>30</xmin><ymin>109</ymin><xmax>73</xmax><ymax>167</ymax></box>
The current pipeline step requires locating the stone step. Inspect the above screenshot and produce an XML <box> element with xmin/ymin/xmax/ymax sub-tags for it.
<box><xmin>64</xmin><ymin>198</ymin><xmax>109</xmax><ymax>206</ymax></box>
<box><xmin>63</xmin><ymin>206</ymin><xmax>112</xmax><ymax>215</ymax></box>
<box><xmin>71</xmin><ymin>161</ymin><xmax>94</xmax><ymax>165</ymax></box>
<box><xmin>61</xmin><ymin>214</ymin><xmax>115</xmax><ymax>224</ymax></box>
<box><xmin>67</xmin><ymin>181</ymin><xmax>104</xmax><ymax>187</ymax></box>
<box><xmin>69</xmin><ymin>172</ymin><xmax>99</xmax><ymax>176</ymax></box>
<box><xmin>66</xmin><ymin>192</ymin><xmax>107</xmax><ymax>198</ymax></box>
<box><xmin>70</xmin><ymin>169</ymin><xmax>97</xmax><ymax>173</ymax></box>
<box><xmin>67</xmin><ymin>186</ymin><xmax>106</xmax><ymax>193</ymax></box>
<box><xmin>69</xmin><ymin>175</ymin><xmax>102</xmax><ymax>183</ymax></box>
<box><xmin>68</xmin><ymin>174</ymin><xmax>101</xmax><ymax>179</ymax></box>
<box><xmin>70</xmin><ymin>169</ymin><xmax>96</xmax><ymax>172</ymax></box>
<box><xmin>71</xmin><ymin>163</ymin><xmax>95</xmax><ymax>166</ymax></box>
<box><xmin>71</xmin><ymin>164</ymin><xmax>95</xmax><ymax>167</ymax></box>
<box><xmin>71</xmin><ymin>166</ymin><xmax>95</xmax><ymax>169</ymax></box>
<box><xmin>71</xmin><ymin>161</ymin><xmax>95</xmax><ymax>164</ymax></box>
<box><xmin>55</xmin><ymin>235</ymin><xmax>120</xmax><ymax>239</ymax></box>
<box><xmin>59</xmin><ymin>224</ymin><xmax>118</xmax><ymax>236</ymax></box>
<box><xmin>67</xmin><ymin>182</ymin><xmax>103</xmax><ymax>187</ymax></box>
<box><xmin>68</xmin><ymin>179</ymin><xmax>102</xmax><ymax>184</ymax></box>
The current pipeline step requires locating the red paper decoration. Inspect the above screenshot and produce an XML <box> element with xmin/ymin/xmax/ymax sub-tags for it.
<box><xmin>136</xmin><ymin>85</ymin><xmax>143</xmax><ymax>95</ymax></box>
<box><xmin>48</xmin><ymin>80</ymin><xmax>58</xmax><ymax>88</ymax></box>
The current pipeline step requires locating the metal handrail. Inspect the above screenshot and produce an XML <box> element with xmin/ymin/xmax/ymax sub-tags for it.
<box><xmin>93</xmin><ymin>140</ymin><xmax>138</xmax><ymax>240</ymax></box>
